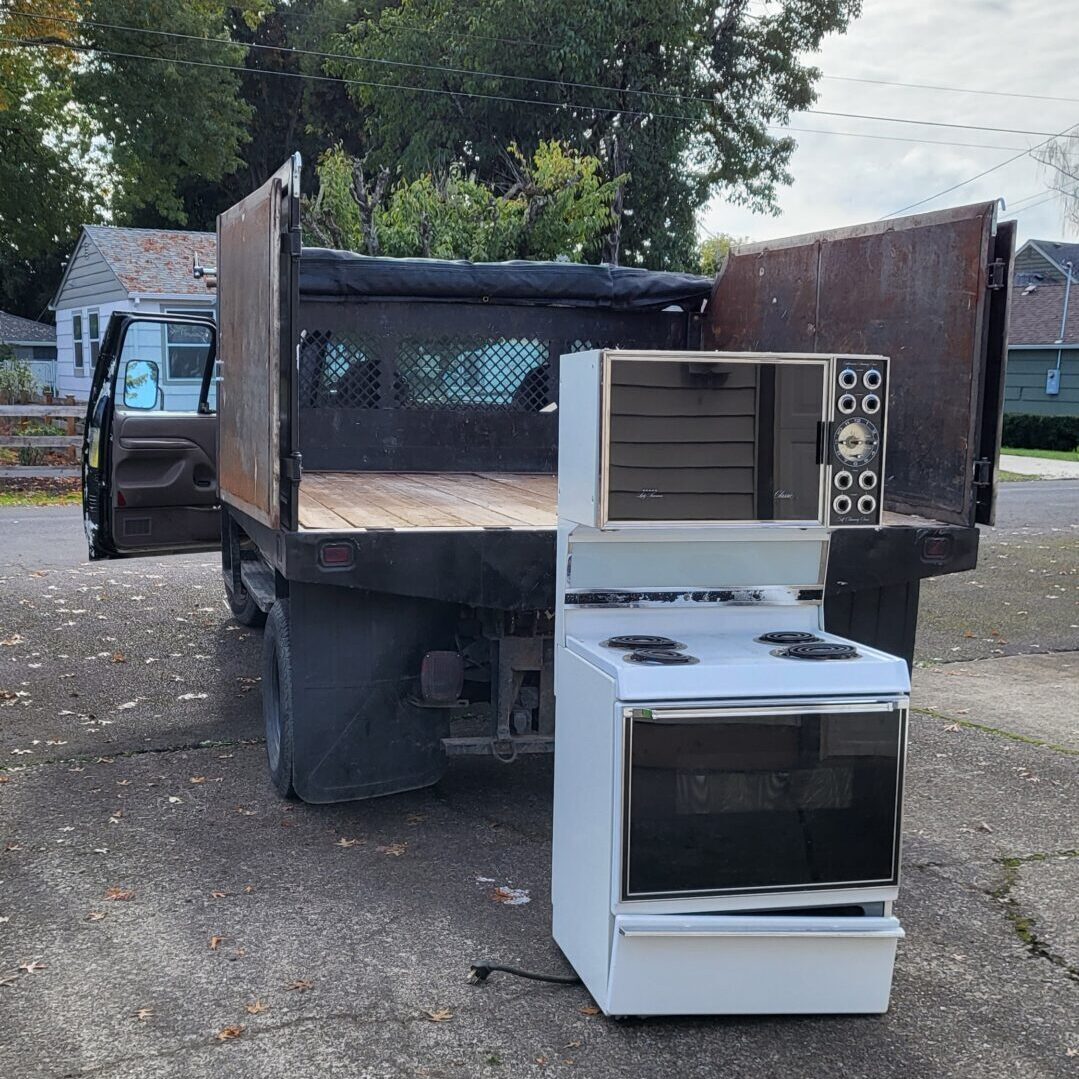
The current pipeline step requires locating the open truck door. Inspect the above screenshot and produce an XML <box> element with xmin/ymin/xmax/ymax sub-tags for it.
<box><xmin>705</xmin><ymin>203</ymin><xmax>1014</xmax><ymax>526</ymax></box>
<box><xmin>82</xmin><ymin>313</ymin><xmax>220</xmax><ymax>559</ymax></box>
<box><xmin>82</xmin><ymin>154</ymin><xmax>300</xmax><ymax>559</ymax></box>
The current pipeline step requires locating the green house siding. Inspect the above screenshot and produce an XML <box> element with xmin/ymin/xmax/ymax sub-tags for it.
<box><xmin>1005</xmin><ymin>347</ymin><xmax>1079</xmax><ymax>416</ymax></box>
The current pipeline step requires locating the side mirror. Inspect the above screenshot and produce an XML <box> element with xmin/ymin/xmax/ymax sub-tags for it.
<box><xmin>123</xmin><ymin>359</ymin><xmax>161</xmax><ymax>410</ymax></box>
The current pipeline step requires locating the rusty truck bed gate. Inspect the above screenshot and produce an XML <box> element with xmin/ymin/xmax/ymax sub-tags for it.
<box><xmin>706</xmin><ymin>205</ymin><xmax>1014</xmax><ymax>527</ymax></box>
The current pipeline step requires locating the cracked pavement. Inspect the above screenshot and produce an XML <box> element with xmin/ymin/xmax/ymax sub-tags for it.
<box><xmin>1</xmin><ymin>481</ymin><xmax>1077</xmax><ymax>1078</ymax></box>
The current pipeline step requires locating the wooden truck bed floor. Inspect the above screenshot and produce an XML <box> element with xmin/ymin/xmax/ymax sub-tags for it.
<box><xmin>297</xmin><ymin>471</ymin><xmax>946</xmax><ymax>533</ymax></box>
<box><xmin>298</xmin><ymin>471</ymin><xmax>558</xmax><ymax>530</ymax></box>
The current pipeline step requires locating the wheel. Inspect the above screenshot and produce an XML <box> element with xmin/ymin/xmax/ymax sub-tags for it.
<box><xmin>262</xmin><ymin>600</ymin><xmax>297</xmax><ymax>799</ymax></box>
<box><xmin>224</xmin><ymin>568</ymin><xmax>267</xmax><ymax>628</ymax></box>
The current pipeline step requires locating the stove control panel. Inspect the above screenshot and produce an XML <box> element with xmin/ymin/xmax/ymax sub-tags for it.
<box><xmin>828</xmin><ymin>358</ymin><xmax>887</xmax><ymax>527</ymax></box>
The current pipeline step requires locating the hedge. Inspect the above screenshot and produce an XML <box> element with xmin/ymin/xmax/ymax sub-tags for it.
<box><xmin>1002</xmin><ymin>413</ymin><xmax>1079</xmax><ymax>452</ymax></box>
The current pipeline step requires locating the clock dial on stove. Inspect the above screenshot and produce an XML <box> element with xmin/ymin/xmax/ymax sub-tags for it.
<box><xmin>834</xmin><ymin>417</ymin><xmax>881</xmax><ymax>468</ymax></box>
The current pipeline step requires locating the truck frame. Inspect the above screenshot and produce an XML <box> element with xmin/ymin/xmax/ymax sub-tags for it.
<box><xmin>82</xmin><ymin>155</ymin><xmax>1014</xmax><ymax>803</ymax></box>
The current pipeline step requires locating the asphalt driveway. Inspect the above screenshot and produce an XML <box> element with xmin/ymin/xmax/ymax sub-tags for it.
<box><xmin>0</xmin><ymin>483</ymin><xmax>1076</xmax><ymax>1078</ymax></box>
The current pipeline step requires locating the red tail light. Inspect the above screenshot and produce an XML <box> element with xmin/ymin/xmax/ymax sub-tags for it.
<box><xmin>318</xmin><ymin>542</ymin><xmax>354</xmax><ymax>568</ymax></box>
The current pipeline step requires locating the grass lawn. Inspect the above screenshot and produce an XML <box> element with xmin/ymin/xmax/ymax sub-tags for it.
<box><xmin>0</xmin><ymin>478</ymin><xmax>81</xmax><ymax>507</ymax></box>
<box><xmin>1001</xmin><ymin>445</ymin><xmax>1079</xmax><ymax>462</ymax></box>
<box><xmin>998</xmin><ymin>469</ymin><xmax>1041</xmax><ymax>482</ymax></box>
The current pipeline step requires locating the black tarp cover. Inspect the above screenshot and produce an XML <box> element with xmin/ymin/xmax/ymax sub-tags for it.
<box><xmin>299</xmin><ymin>248</ymin><xmax>713</xmax><ymax>310</ymax></box>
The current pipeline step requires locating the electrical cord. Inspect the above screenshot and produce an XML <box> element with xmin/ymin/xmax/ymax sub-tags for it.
<box><xmin>468</xmin><ymin>961</ymin><xmax>582</xmax><ymax>986</ymax></box>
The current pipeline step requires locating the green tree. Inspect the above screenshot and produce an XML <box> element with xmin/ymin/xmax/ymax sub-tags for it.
<box><xmin>331</xmin><ymin>0</ymin><xmax>860</xmax><ymax>268</ymax></box>
<box><xmin>0</xmin><ymin>3</ymin><xmax>95</xmax><ymax>316</ymax></box>
<box><xmin>697</xmin><ymin>233</ymin><xmax>743</xmax><ymax>277</ymax></box>
<box><xmin>76</xmin><ymin>0</ymin><xmax>252</xmax><ymax>224</ymax></box>
<box><xmin>304</xmin><ymin>141</ymin><xmax>625</xmax><ymax>261</ymax></box>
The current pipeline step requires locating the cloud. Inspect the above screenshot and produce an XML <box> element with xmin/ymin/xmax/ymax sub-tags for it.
<box><xmin>701</xmin><ymin>0</ymin><xmax>1077</xmax><ymax>245</ymax></box>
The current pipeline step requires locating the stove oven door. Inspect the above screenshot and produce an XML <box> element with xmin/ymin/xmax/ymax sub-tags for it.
<box><xmin>621</xmin><ymin>699</ymin><xmax>906</xmax><ymax>901</ymax></box>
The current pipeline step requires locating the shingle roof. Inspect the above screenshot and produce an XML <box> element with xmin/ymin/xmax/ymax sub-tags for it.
<box><xmin>1009</xmin><ymin>281</ymin><xmax>1079</xmax><ymax>345</ymax></box>
<box><xmin>84</xmin><ymin>226</ymin><xmax>217</xmax><ymax>296</ymax></box>
<box><xmin>0</xmin><ymin>309</ymin><xmax>56</xmax><ymax>344</ymax></box>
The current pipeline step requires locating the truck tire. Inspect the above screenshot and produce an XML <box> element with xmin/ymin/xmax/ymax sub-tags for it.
<box><xmin>225</xmin><ymin>572</ymin><xmax>267</xmax><ymax>628</ymax></box>
<box><xmin>263</xmin><ymin>600</ymin><xmax>297</xmax><ymax>799</ymax></box>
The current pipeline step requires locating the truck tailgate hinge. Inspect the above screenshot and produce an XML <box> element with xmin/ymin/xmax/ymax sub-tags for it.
<box><xmin>986</xmin><ymin>259</ymin><xmax>1007</xmax><ymax>290</ymax></box>
<box><xmin>282</xmin><ymin>452</ymin><xmax>302</xmax><ymax>482</ymax></box>
<box><xmin>972</xmin><ymin>457</ymin><xmax>993</xmax><ymax>486</ymax></box>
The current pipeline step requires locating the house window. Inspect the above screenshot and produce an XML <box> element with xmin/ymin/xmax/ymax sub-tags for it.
<box><xmin>73</xmin><ymin>313</ymin><xmax>84</xmax><ymax>372</ymax></box>
<box><xmin>71</xmin><ymin>309</ymin><xmax>100</xmax><ymax>375</ymax></box>
<box><xmin>88</xmin><ymin>310</ymin><xmax>100</xmax><ymax>367</ymax></box>
<box><xmin>162</xmin><ymin>309</ymin><xmax>213</xmax><ymax>381</ymax></box>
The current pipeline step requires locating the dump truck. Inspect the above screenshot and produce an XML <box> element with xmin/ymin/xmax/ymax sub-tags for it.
<box><xmin>82</xmin><ymin>155</ymin><xmax>1014</xmax><ymax>803</ymax></box>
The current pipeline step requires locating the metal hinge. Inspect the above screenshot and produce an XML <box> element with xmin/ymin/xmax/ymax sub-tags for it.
<box><xmin>972</xmin><ymin>458</ymin><xmax>993</xmax><ymax>486</ymax></box>
<box><xmin>281</xmin><ymin>452</ymin><xmax>302</xmax><ymax>482</ymax></box>
<box><xmin>986</xmin><ymin>259</ymin><xmax>1006</xmax><ymax>290</ymax></box>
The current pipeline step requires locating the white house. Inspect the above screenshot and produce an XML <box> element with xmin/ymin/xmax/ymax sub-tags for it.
<box><xmin>50</xmin><ymin>226</ymin><xmax>216</xmax><ymax>402</ymax></box>
<box><xmin>0</xmin><ymin>310</ymin><xmax>57</xmax><ymax>392</ymax></box>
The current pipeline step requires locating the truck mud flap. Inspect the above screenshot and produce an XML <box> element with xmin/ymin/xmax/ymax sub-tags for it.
<box><xmin>287</xmin><ymin>582</ymin><xmax>458</xmax><ymax>803</ymax></box>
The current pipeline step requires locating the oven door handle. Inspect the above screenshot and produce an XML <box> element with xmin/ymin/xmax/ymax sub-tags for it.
<box><xmin>635</xmin><ymin>700</ymin><xmax>903</xmax><ymax>723</ymax></box>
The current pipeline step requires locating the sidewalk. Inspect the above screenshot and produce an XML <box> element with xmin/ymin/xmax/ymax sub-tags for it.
<box><xmin>1000</xmin><ymin>453</ymin><xmax>1079</xmax><ymax>479</ymax></box>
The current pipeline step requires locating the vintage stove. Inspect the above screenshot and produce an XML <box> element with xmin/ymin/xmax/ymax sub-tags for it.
<box><xmin>551</xmin><ymin>350</ymin><xmax>909</xmax><ymax>1016</ymax></box>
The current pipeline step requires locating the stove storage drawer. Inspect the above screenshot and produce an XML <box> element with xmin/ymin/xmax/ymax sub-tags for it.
<box><xmin>606</xmin><ymin>913</ymin><xmax>903</xmax><ymax>1015</ymax></box>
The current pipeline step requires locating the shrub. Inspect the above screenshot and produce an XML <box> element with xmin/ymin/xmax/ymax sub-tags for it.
<box><xmin>0</xmin><ymin>357</ymin><xmax>37</xmax><ymax>404</ymax></box>
<box><xmin>1001</xmin><ymin>413</ymin><xmax>1079</xmax><ymax>452</ymax></box>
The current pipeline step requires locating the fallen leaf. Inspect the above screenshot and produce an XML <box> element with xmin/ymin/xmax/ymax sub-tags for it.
<box><xmin>216</xmin><ymin>1025</ymin><xmax>245</xmax><ymax>1041</ymax></box>
<box><xmin>111</xmin><ymin>651</ymin><xmax>126</xmax><ymax>664</ymax></box>
<box><xmin>245</xmin><ymin>1000</ymin><xmax>267</xmax><ymax>1015</ymax></box>
<box><xmin>18</xmin><ymin>960</ymin><xmax>45</xmax><ymax>974</ymax></box>
<box><xmin>209</xmin><ymin>935</ymin><xmax>226</xmax><ymax>951</ymax></box>
<box><xmin>579</xmin><ymin>1005</ymin><xmax>601</xmax><ymax>1016</ymax></box>
<box><xmin>335</xmin><ymin>837</ymin><xmax>361</xmax><ymax>848</ymax></box>
<box><xmin>134</xmin><ymin>1007</ymin><xmax>153</xmax><ymax>1022</ymax></box>
<box><xmin>177</xmin><ymin>692</ymin><xmax>209</xmax><ymax>702</ymax></box>
<box><xmin>242</xmin><ymin>885</ymin><xmax>255</xmax><ymax>894</ymax></box>
<box><xmin>104</xmin><ymin>887</ymin><xmax>135</xmax><ymax>901</ymax></box>
<box><xmin>189</xmin><ymin>776</ymin><xmax>207</xmax><ymax>785</ymax></box>
<box><xmin>976</xmin><ymin>822</ymin><xmax>994</xmax><ymax>833</ymax></box>
<box><xmin>116</xmin><ymin>701</ymin><xmax>138</xmax><ymax>711</ymax></box>
<box><xmin>168</xmin><ymin>796</ymin><xmax>183</xmax><ymax>805</ymax></box>
<box><xmin>285</xmin><ymin>979</ymin><xmax>314</xmax><ymax>992</ymax></box>
<box><xmin>491</xmin><ymin>886</ymin><xmax>531</xmax><ymax>906</ymax></box>
<box><xmin>1</xmin><ymin>634</ymin><xmax>25</xmax><ymax>646</ymax></box>
<box><xmin>943</xmin><ymin>723</ymin><xmax>961</xmax><ymax>733</ymax></box>
<box><xmin>377</xmin><ymin>842</ymin><xmax>407</xmax><ymax>857</ymax></box>
<box><xmin>86</xmin><ymin>911</ymin><xmax>106</xmax><ymax>922</ymax></box>
<box><xmin>210</xmin><ymin>891</ymin><xmax>227</xmax><ymax>900</ymax></box>
<box><xmin>426</xmin><ymin>1008</ymin><xmax>453</xmax><ymax>1023</ymax></box>
<box><xmin>406</xmin><ymin>813</ymin><xmax>427</xmax><ymax>825</ymax></box>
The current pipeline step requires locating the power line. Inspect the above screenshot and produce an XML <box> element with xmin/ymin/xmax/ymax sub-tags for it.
<box><xmin>8</xmin><ymin>8</ymin><xmax>1079</xmax><ymax>143</ymax></box>
<box><xmin>821</xmin><ymin>74</ymin><xmax>1079</xmax><ymax>106</ymax></box>
<box><xmin>0</xmin><ymin>35</ymin><xmax>705</xmax><ymax>125</ymax></box>
<box><xmin>881</xmin><ymin>120</ymin><xmax>1079</xmax><ymax>219</ymax></box>
<box><xmin>0</xmin><ymin>34</ymin><xmax>1042</xmax><ymax>156</ymax></box>
<box><xmin>1005</xmin><ymin>192</ymin><xmax>1060</xmax><ymax>216</ymax></box>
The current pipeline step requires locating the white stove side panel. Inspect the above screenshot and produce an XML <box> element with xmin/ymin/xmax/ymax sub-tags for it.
<box><xmin>551</xmin><ymin>648</ymin><xmax>620</xmax><ymax>1004</ymax></box>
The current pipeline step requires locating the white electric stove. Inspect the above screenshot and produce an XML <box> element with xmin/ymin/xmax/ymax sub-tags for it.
<box><xmin>551</xmin><ymin>349</ymin><xmax>909</xmax><ymax>1018</ymax></box>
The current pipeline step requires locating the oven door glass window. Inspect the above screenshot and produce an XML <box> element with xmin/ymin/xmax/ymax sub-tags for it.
<box><xmin>605</xmin><ymin>358</ymin><xmax>827</xmax><ymax>523</ymax></box>
<box><xmin>623</xmin><ymin>705</ymin><xmax>904</xmax><ymax>899</ymax></box>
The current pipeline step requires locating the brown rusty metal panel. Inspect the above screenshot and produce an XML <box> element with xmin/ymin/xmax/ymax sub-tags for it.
<box><xmin>705</xmin><ymin>203</ymin><xmax>997</xmax><ymax>526</ymax></box>
<box><xmin>216</xmin><ymin>170</ymin><xmax>284</xmax><ymax>528</ymax></box>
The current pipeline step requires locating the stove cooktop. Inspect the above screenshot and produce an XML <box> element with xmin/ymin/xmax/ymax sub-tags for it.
<box><xmin>565</xmin><ymin>623</ymin><xmax>909</xmax><ymax>701</ymax></box>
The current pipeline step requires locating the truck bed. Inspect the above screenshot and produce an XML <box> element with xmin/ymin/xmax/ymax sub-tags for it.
<box><xmin>298</xmin><ymin>471</ymin><xmax>557</xmax><ymax>530</ymax></box>
<box><xmin>297</xmin><ymin>471</ymin><xmax>945</xmax><ymax>532</ymax></box>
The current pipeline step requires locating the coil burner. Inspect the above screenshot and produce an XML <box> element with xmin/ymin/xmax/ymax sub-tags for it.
<box><xmin>755</xmin><ymin>631</ymin><xmax>823</xmax><ymax>645</ymax></box>
<box><xmin>774</xmin><ymin>642</ymin><xmax>860</xmax><ymax>661</ymax></box>
<box><xmin>624</xmin><ymin>648</ymin><xmax>699</xmax><ymax>666</ymax></box>
<box><xmin>602</xmin><ymin>635</ymin><xmax>686</xmax><ymax>651</ymax></box>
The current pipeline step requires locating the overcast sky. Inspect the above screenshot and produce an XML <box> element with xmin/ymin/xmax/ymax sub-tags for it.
<box><xmin>701</xmin><ymin>0</ymin><xmax>1079</xmax><ymax>247</ymax></box>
